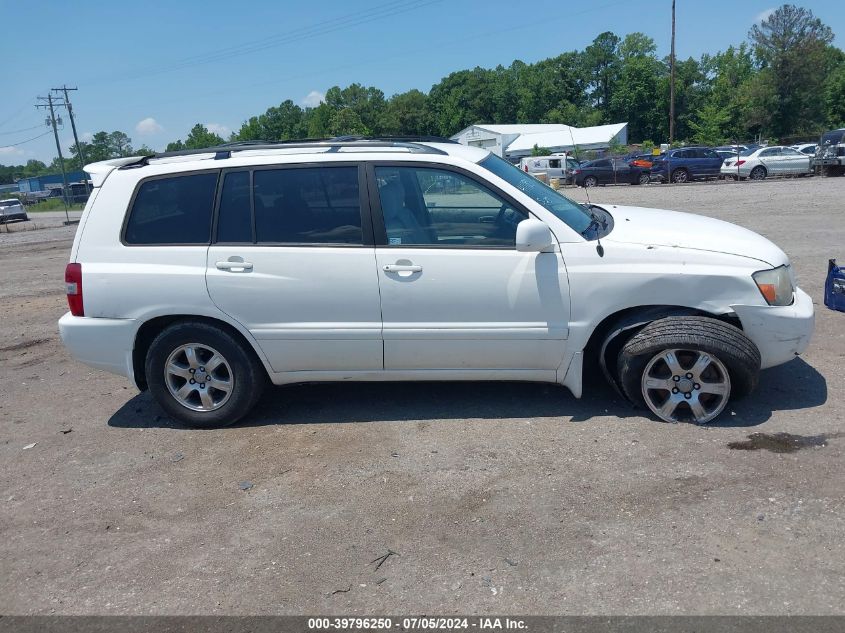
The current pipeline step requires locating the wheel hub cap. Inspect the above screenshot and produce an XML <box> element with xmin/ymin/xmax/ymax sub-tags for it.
<box><xmin>164</xmin><ymin>343</ymin><xmax>233</xmax><ymax>412</ymax></box>
<box><xmin>641</xmin><ymin>349</ymin><xmax>731</xmax><ymax>424</ymax></box>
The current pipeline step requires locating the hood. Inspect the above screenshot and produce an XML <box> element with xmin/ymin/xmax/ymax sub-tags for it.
<box><xmin>599</xmin><ymin>205</ymin><xmax>788</xmax><ymax>267</ymax></box>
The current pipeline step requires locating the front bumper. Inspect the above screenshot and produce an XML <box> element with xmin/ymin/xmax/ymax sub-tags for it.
<box><xmin>58</xmin><ymin>312</ymin><xmax>138</xmax><ymax>380</ymax></box>
<box><xmin>0</xmin><ymin>212</ymin><xmax>28</xmax><ymax>223</ymax></box>
<box><xmin>731</xmin><ymin>287</ymin><xmax>814</xmax><ymax>369</ymax></box>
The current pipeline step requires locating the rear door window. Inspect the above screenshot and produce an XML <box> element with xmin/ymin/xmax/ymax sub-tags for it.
<box><xmin>253</xmin><ymin>166</ymin><xmax>362</xmax><ymax>244</ymax></box>
<box><xmin>216</xmin><ymin>171</ymin><xmax>253</xmax><ymax>243</ymax></box>
<box><xmin>125</xmin><ymin>172</ymin><xmax>218</xmax><ymax>245</ymax></box>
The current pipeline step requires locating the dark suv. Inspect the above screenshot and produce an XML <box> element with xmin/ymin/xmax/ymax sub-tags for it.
<box><xmin>649</xmin><ymin>147</ymin><xmax>724</xmax><ymax>184</ymax></box>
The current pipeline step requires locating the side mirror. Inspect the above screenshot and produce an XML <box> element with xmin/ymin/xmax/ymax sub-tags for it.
<box><xmin>515</xmin><ymin>219</ymin><xmax>554</xmax><ymax>252</ymax></box>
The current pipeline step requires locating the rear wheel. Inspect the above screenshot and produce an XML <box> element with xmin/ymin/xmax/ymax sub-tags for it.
<box><xmin>671</xmin><ymin>168</ymin><xmax>689</xmax><ymax>184</ymax></box>
<box><xmin>749</xmin><ymin>165</ymin><xmax>767</xmax><ymax>180</ymax></box>
<box><xmin>583</xmin><ymin>176</ymin><xmax>598</xmax><ymax>188</ymax></box>
<box><xmin>617</xmin><ymin>317</ymin><xmax>760</xmax><ymax>424</ymax></box>
<box><xmin>146</xmin><ymin>322</ymin><xmax>266</xmax><ymax>427</ymax></box>
<box><xmin>637</xmin><ymin>173</ymin><xmax>650</xmax><ymax>185</ymax></box>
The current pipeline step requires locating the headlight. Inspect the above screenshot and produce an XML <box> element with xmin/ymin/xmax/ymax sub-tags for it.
<box><xmin>752</xmin><ymin>265</ymin><xmax>794</xmax><ymax>306</ymax></box>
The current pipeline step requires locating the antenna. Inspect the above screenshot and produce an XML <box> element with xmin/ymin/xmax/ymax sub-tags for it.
<box><xmin>566</xmin><ymin>123</ymin><xmax>603</xmax><ymax>257</ymax></box>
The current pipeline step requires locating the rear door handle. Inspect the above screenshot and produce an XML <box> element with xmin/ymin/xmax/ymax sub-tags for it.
<box><xmin>216</xmin><ymin>260</ymin><xmax>253</xmax><ymax>271</ymax></box>
<box><xmin>383</xmin><ymin>264</ymin><xmax>422</xmax><ymax>273</ymax></box>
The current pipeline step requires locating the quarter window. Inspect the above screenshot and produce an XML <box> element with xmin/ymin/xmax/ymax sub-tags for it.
<box><xmin>375</xmin><ymin>166</ymin><xmax>526</xmax><ymax>247</ymax></box>
<box><xmin>125</xmin><ymin>172</ymin><xmax>218</xmax><ymax>245</ymax></box>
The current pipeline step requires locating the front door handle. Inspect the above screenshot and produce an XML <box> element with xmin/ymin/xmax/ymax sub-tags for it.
<box><xmin>383</xmin><ymin>264</ymin><xmax>422</xmax><ymax>273</ymax></box>
<box><xmin>216</xmin><ymin>260</ymin><xmax>253</xmax><ymax>272</ymax></box>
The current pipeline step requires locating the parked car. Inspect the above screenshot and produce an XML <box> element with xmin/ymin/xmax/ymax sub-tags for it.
<box><xmin>649</xmin><ymin>147</ymin><xmax>724</xmax><ymax>183</ymax></box>
<box><xmin>0</xmin><ymin>198</ymin><xmax>29</xmax><ymax>223</ymax></box>
<box><xmin>791</xmin><ymin>143</ymin><xmax>817</xmax><ymax>156</ymax></box>
<box><xmin>573</xmin><ymin>158</ymin><xmax>650</xmax><ymax>187</ymax></box>
<box><xmin>720</xmin><ymin>146</ymin><xmax>813</xmax><ymax>180</ymax></box>
<box><xmin>59</xmin><ymin>137</ymin><xmax>813</xmax><ymax>427</ymax></box>
<box><xmin>627</xmin><ymin>153</ymin><xmax>658</xmax><ymax>169</ymax></box>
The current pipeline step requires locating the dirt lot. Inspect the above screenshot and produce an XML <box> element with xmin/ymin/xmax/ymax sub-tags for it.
<box><xmin>1</xmin><ymin>177</ymin><xmax>843</xmax><ymax>615</ymax></box>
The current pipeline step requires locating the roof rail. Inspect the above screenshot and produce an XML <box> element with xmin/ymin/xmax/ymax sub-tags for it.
<box><xmin>118</xmin><ymin>137</ymin><xmax>451</xmax><ymax>170</ymax></box>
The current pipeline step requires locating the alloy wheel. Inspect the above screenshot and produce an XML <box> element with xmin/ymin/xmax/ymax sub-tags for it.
<box><xmin>164</xmin><ymin>343</ymin><xmax>233</xmax><ymax>412</ymax></box>
<box><xmin>640</xmin><ymin>348</ymin><xmax>731</xmax><ymax>424</ymax></box>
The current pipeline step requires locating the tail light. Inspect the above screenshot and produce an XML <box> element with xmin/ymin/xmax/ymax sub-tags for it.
<box><xmin>573</xmin><ymin>169</ymin><xmax>581</xmax><ymax>175</ymax></box>
<box><xmin>523</xmin><ymin>165</ymin><xmax>529</xmax><ymax>172</ymax></box>
<box><xmin>65</xmin><ymin>263</ymin><xmax>84</xmax><ymax>316</ymax></box>
<box><xmin>736</xmin><ymin>160</ymin><xmax>746</xmax><ymax>166</ymax></box>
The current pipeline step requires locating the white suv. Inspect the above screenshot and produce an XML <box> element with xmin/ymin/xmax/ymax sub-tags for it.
<box><xmin>59</xmin><ymin>138</ymin><xmax>814</xmax><ymax>427</ymax></box>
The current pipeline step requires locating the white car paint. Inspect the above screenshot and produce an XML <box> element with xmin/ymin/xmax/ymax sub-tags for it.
<box><xmin>721</xmin><ymin>145</ymin><xmax>812</xmax><ymax>179</ymax></box>
<box><xmin>58</xmin><ymin>142</ymin><xmax>814</xmax><ymax>411</ymax></box>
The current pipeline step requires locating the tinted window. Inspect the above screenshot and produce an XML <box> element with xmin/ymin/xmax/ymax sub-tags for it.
<box><xmin>674</xmin><ymin>149</ymin><xmax>693</xmax><ymax>159</ymax></box>
<box><xmin>593</xmin><ymin>159</ymin><xmax>611</xmax><ymax>168</ymax></box>
<box><xmin>702</xmin><ymin>149</ymin><xmax>719</xmax><ymax>159</ymax></box>
<box><xmin>759</xmin><ymin>148</ymin><xmax>780</xmax><ymax>157</ymax></box>
<box><xmin>375</xmin><ymin>166</ymin><xmax>526</xmax><ymax>247</ymax></box>
<box><xmin>125</xmin><ymin>172</ymin><xmax>218</xmax><ymax>245</ymax></box>
<box><xmin>253</xmin><ymin>166</ymin><xmax>362</xmax><ymax>244</ymax></box>
<box><xmin>781</xmin><ymin>147</ymin><xmax>802</xmax><ymax>156</ymax></box>
<box><xmin>216</xmin><ymin>171</ymin><xmax>252</xmax><ymax>243</ymax></box>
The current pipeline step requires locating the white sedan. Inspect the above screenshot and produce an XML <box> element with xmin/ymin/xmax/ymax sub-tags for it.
<box><xmin>721</xmin><ymin>146</ymin><xmax>813</xmax><ymax>180</ymax></box>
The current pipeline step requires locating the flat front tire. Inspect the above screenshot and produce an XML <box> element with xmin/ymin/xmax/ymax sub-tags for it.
<box><xmin>145</xmin><ymin>322</ymin><xmax>265</xmax><ymax>428</ymax></box>
<box><xmin>617</xmin><ymin>317</ymin><xmax>761</xmax><ymax>424</ymax></box>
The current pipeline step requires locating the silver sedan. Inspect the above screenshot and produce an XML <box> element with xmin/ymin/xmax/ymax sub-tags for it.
<box><xmin>721</xmin><ymin>146</ymin><xmax>813</xmax><ymax>181</ymax></box>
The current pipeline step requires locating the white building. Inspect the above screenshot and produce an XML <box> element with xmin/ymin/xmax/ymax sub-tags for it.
<box><xmin>450</xmin><ymin>122</ymin><xmax>628</xmax><ymax>159</ymax></box>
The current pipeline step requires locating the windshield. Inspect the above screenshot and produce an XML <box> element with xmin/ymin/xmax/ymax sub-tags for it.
<box><xmin>0</xmin><ymin>200</ymin><xmax>20</xmax><ymax>207</ymax></box>
<box><xmin>478</xmin><ymin>154</ymin><xmax>592</xmax><ymax>234</ymax></box>
<box><xmin>821</xmin><ymin>130</ymin><xmax>844</xmax><ymax>146</ymax></box>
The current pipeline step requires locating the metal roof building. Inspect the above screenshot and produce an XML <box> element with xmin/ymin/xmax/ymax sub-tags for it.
<box><xmin>450</xmin><ymin>122</ymin><xmax>628</xmax><ymax>159</ymax></box>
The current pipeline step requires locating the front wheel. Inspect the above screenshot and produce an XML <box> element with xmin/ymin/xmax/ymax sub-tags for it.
<box><xmin>145</xmin><ymin>322</ymin><xmax>266</xmax><ymax>427</ymax></box>
<box><xmin>637</xmin><ymin>173</ymin><xmax>650</xmax><ymax>185</ymax></box>
<box><xmin>617</xmin><ymin>317</ymin><xmax>761</xmax><ymax>424</ymax></box>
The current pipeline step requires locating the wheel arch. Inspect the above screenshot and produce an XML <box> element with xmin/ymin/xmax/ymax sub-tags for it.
<box><xmin>132</xmin><ymin>314</ymin><xmax>269</xmax><ymax>391</ymax></box>
<box><xmin>584</xmin><ymin>305</ymin><xmax>743</xmax><ymax>396</ymax></box>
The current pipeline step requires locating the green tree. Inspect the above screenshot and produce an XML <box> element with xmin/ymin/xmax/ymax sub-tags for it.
<box><xmin>530</xmin><ymin>144</ymin><xmax>552</xmax><ymax>156</ymax></box>
<box><xmin>329</xmin><ymin>108</ymin><xmax>367</xmax><ymax>136</ymax></box>
<box><xmin>748</xmin><ymin>4</ymin><xmax>835</xmax><ymax>136</ymax></box>
<box><xmin>688</xmin><ymin>102</ymin><xmax>731</xmax><ymax>145</ymax></box>
<box><xmin>382</xmin><ymin>89</ymin><xmax>434</xmax><ymax>135</ymax></box>
<box><xmin>175</xmin><ymin>124</ymin><xmax>224</xmax><ymax>150</ymax></box>
<box><xmin>584</xmin><ymin>31</ymin><xmax>621</xmax><ymax>116</ymax></box>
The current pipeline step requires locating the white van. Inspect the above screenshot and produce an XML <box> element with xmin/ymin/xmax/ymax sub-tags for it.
<box><xmin>519</xmin><ymin>155</ymin><xmax>580</xmax><ymax>183</ymax></box>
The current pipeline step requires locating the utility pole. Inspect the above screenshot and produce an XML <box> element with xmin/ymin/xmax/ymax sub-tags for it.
<box><xmin>36</xmin><ymin>94</ymin><xmax>70</xmax><ymax>222</ymax></box>
<box><xmin>52</xmin><ymin>86</ymin><xmax>88</xmax><ymax>176</ymax></box>
<box><xmin>669</xmin><ymin>0</ymin><xmax>676</xmax><ymax>145</ymax></box>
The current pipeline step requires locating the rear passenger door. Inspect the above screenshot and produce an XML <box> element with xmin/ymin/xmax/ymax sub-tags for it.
<box><xmin>205</xmin><ymin>164</ymin><xmax>384</xmax><ymax>374</ymax></box>
<box><xmin>699</xmin><ymin>148</ymin><xmax>722</xmax><ymax>176</ymax></box>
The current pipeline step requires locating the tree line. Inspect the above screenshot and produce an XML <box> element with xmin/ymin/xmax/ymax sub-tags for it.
<box><xmin>2</xmin><ymin>4</ymin><xmax>843</xmax><ymax>185</ymax></box>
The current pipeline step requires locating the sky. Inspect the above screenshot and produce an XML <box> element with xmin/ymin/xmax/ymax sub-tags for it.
<box><xmin>2</xmin><ymin>0</ymin><xmax>843</xmax><ymax>164</ymax></box>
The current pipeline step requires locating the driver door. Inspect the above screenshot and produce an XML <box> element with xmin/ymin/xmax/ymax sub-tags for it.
<box><xmin>367</xmin><ymin>164</ymin><xmax>570</xmax><ymax>373</ymax></box>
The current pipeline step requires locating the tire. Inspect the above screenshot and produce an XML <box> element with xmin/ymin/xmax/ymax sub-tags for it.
<box><xmin>671</xmin><ymin>168</ymin><xmax>689</xmax><ymax>184</ymax></box>
<box><xmin>616</xmin><ymin>316</ymin><xmax>761</xmax><ymax>424</ymax></box>
<box><xmin>145</xmin><ymin>321</ymin><xmax>266</xmax><ymax>428</ymax></box>
<box><xmin>637</xmin><ymin>173</ymin><xmax>650</xmax><ymax>185</ymax></box>
<box><xmin>583</xmin><ymin>176</ymin><xmax>598</xmax><ymax>188</ymax></box>
<box><xmin>749</xmin><ymin>165</ymin><xmax>766</xmax><ymax>180</ymax></box>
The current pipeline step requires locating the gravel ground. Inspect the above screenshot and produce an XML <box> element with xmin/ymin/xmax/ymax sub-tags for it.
<box><xmin>0</xmin><ymin>177</ymin><xmax>843</xmax><ymax>615</ymax></box>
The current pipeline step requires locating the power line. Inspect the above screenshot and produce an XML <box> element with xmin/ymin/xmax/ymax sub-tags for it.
<box><xmin>86</xmin><ymin>0</ymin><xmax>438</xmax><ymax>86</ymax></box>
<box><xmin>0</xmin><ymin>123</ymin><xmax>45</xmax><ymax>136</ymax></box>
<box><xmin>0</xmin><ymin>129</ymin><xmax>53</xmax><ymax>147</ymax></box>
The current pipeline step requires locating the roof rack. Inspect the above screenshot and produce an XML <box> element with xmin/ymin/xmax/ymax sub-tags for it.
<box><xmin>119</xmin><ymin>136</ymin><xmax>454</xmax><ymax>169</ymax></box>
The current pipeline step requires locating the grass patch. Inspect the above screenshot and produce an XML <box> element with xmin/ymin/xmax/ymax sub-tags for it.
<box><xmin>27</xmin><ymin>199</ymin><xmax>85</xmax><ymax>212</ymax></box>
